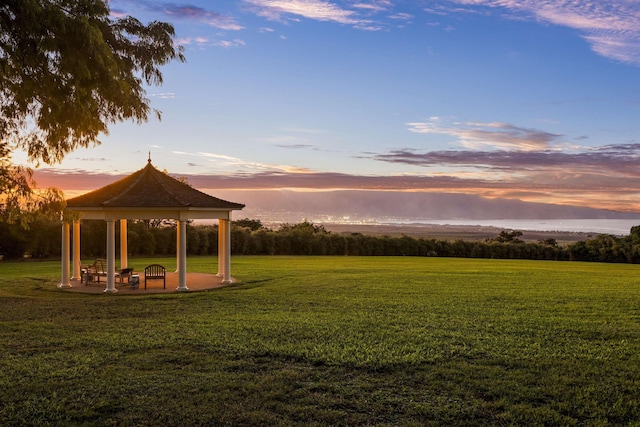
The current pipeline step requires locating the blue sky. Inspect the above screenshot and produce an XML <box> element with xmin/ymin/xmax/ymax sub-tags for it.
<box><xmin>30</xmin><ymin>0</ymin><xmax>640</xmax><ymax>214</ymax></box>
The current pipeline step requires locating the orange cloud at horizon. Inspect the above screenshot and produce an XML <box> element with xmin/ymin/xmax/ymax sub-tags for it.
<box><xmin>31</xmin><ymin>166</ymin><xmax>640</xmax><ymax>214</ymax></box>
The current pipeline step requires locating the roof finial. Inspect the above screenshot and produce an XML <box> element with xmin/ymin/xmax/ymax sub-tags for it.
<box><xmin>148</xmin><ymin>151</ymin><xmax>152</xmax><ymax>164</ymax></box>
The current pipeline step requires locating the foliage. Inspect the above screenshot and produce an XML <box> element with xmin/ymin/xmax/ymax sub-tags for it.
<box><xmin>0</xmin><ymin>149</ymin><xmax>65</xmax><ymax>225</ymax></box>
<box><xmin>6</xmin><ymin>217</ymin><xmax>640</xmax><ymax>265</ymax></box>
<box><xmin>278</xmin><ymin>219</ymin><xmax>329</xmax><ymax>234</ymax></box>
<box><xmin>538</xmin><ymin>237</ymin><xmax>559</xmax><ymax>247</ymax></box>
<box><xmin>1</xmin><ymin>256</ymin><xmax>640</xmax><ymax>425</ymax></box>
<box><xmin>0</xmin><ymin>0</ymin><xmax>185</xmax><ymax>163</ymax></box>
<box><xmin>487</xmin><ymin>229</ymin><xmax>524</xmax><ymax>243</ymax></box>
<box><xmin>0</xmin><ymin>0</ymin><xmax>184</xmax><ymax>222</ymax></box>
<box><xmin>233</xmin><ymin>217</ymin><xmax>267</xmax><ymax>231</ymax></box>
<box><xmin>0</xmin><ymin>221</ymin><xmax>28</xmax><ymax>258</ymax></box>
<box><xmin>567</xmin><ymin>232</ymin><xmax>640</xmax><ymax>263</ymax></box>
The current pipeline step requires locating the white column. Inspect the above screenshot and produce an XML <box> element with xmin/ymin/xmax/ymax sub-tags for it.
<box><xmin>72</xmin><ymin>220</ymin><xmax>81</xmax><ymax>280</ymax></box>
<box><xmin>104</xmin><ymin>220</ymin><xmax>117</xmax><ymax>293</ymax></box>
<box><xmin>58</xmin><ymin>222</ymin><xmax>71</xmax><ymax>288</ymax></box>
<box><xmin>120</xmin><ymin>219</ymin><xmax>128</xmax><ymax>269</ymax></box>
<box><xmin>217</xmin><ymin>219</ymin><xmax>224</xmax><ymax>277</ymax></box>
<box><xmin>175</xmin><ymin>222</ymin><xmax>180</xmax><ymax>273</ymax></box>
<box><xmin>177</xmin><ymin>220</ymin><xmax>189</xmax><ymax>291</ymax></box>
<box><xmin>222</xmin><ymin>218</ymin><xmax>232</xmax><ymax>284</ymax></box>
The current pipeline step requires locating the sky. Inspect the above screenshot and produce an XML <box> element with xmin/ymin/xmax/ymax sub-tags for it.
<box><xmin>24</xmin><ymin>0</ymin><xmax>640</xmax><ymax>219</ymax></box>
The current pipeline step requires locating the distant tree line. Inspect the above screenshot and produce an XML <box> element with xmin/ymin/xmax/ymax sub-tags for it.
<box><xmin>3</xmin><ymin>218</ymin><xmax>640</xmax><ymax>264</ymax></box>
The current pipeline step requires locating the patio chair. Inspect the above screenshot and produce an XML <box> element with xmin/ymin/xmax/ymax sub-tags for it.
<box><xmin>116</xmin><ymin>267</ymin><xmax>134</xmax><ymax>285</ymax></box>
<box><xmin>144</xmin><ymin>264</ymin><xmax>166</xmax><ymax>289</ymax></box>
<box><xmin>83</xmin><ymin>259</ymin><xmax>107</xmax><ymax>285</ymax></box>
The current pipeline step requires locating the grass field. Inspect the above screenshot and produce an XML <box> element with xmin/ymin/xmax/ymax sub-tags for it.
<box><xmin>1</xmin><ymin>256</ymin><xmax>640</xmax><ymax>426</ymax></box>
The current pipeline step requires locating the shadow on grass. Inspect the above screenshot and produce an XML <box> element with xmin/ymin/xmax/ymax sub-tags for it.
<box><xmin>227</xmin><ymin>278</ymin><xmax>277</xmax><ymax>291</ymax></box>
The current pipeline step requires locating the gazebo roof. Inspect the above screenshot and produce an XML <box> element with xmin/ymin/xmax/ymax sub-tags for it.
<box><xmin>66</xmin><ymin>160</ymin><xmax>244</xmax><ymax>211</ymax></box>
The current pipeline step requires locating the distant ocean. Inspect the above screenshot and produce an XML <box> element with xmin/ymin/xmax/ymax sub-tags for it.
<box><xmin>388</xmin><ymin>219</ymin><xmax>640</xmax><ymax>235</ymax></box>
<box><xmin>248</xmin><ymin>210</ymin><xmax>640</xmax><ymax>236</ymax></box>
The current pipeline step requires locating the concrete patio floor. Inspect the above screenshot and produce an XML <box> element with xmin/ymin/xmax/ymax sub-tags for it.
<box><xmin>62</xmin><ymin>272</ymin><xmax>234</xmax><ymax>294</ymax></box>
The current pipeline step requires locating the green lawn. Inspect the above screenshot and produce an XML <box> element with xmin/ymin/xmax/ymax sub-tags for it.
<box><xmin>1</xmin><ymin>256</ymin><xmax>640</xmax><ymax>426</ymax></box>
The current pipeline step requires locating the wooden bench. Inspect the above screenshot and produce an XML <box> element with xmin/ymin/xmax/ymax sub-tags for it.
<box><xmin>144</xmin><ymin>264</ymin><xmax>166</xmax><ymax>289</ymax></box>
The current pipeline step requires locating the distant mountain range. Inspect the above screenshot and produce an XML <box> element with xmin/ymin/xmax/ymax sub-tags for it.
<box><xmin>210</xmin><ymin>190</ymin><xmax>640</xmax><ymax>222</ymax></box>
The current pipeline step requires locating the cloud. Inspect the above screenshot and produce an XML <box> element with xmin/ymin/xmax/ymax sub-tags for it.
<box><xmin>161</xmin><ymin>4</ymin><xmax>244</xmax><ymax>29</ymax></box>
<box><xmin>213</xmin><ymin>39</ymin><xmax>247</xmax><ymax>48</ymax></box>
<box><xmin>244</xmin><ymin>0</ymin><xmax>364</xmax><ymax>25</ymax></box>
<box><xmin>424</xmin><ymin>4</ymin><xmax>489</xmax><ymax>17</ymax></box>
<box><xmin>259</xmin><ymin>126</ymin><xmax>327</xmax><ymax>145</ymax></box>
<box><xmin>69</xmin><ymin>157</ymin><xmax>108</xmax><ymax>162</ymax></box>
<box><xmin>365</xmin><ymin>142</ymin><xmax>640</xmax><ymax>210</ymax></box>
<box><xmin>111</xmin><ymin>1</ymin><xmax>244</xmax><ymax>30</ymax></box>
<box><xmin>373</xmin><ymin>144</ymin><xmax>640</xmax><ymax>174</ymax></box>
<box><xmin>276</xmin><ymin>144</ymin><xmax>314</xmax><ymax>149</ymax></box>
<box><xmin>150</xmin><ymin>92</ymin><xmax>176</xmax><ymax>99</ymax></box>
<box><xmin>172</xmin><ymin>150</ymin><xmax>312</xmax><ymax>174</ymax></box>
<box><xmin>32</xmin><ymin>139</ymin><xmax>640</xmax><ymax>213</ymax></box>
<box><xmin>352</xmin><ymin>2</ymin><xmax>392</xmax><ymax>13</ymax></box>
<box><xmin>449</xmin><ymin>0</ymin><xmax>640</xmax><ymax>65</ymax></box>
<box><xmin>176</xmin><ymin>36</ymin><xmax>245</xmax><ymax>48</ymax></box>
<box><xmin>389</xmin><ymin>12</ymin><xmax>413</xmax><ymax>21</ymax></box>
<box><xmin>109</xmin><ymin>8</ymin><xmax>128</xmax><ymax>18</ymax></box>
<box><xmin>407</xmin><ymin>117</ymin><xmax>562</xmax><ymax>151</ymax></box>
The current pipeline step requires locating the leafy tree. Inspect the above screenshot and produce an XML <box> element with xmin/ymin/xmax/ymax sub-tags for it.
<box><xmin>278</xmin><ymin>220</ymin><xmax>329</xmax><ymax>235</ymax></box>
<box><xmin>233</xmin><ymin>218</ymin><xmax>267</xmax><ymax>232</ymax></box>
<box><xmin>0</xmin><ymin>221</ymin><xmax>28</xmax><ymax>258</ymax></box>
<box><xmin>0</xmin><ymin>149</ymin><xmax>64</xmax><ymax>225</ymax></box>
<box><xmin>488</xmin><ymin>230</ymin><xmax>524</xmax><ymax>244</ymax></box>
<box><xmin>538</xmin><ymin>238</ymin><xmax>558</xmax><ymax>247</ymax></box>
<box><xmin>24</xmin><ymin>217</ymin><xmax>60</xmax><ymax>257</ymax></box>
<box><xmin>629</xmin><ymin>225</ymin><xmax>640</xmax><ymax>243</ymax></box>
<box><xmin>0</xmin><ymin>0</ymin><xmax>185</xmax><ymax>222</ymax></box>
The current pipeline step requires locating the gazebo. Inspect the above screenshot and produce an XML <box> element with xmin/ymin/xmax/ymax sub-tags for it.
<box><xmin>58</xmin><ymin>159</ymin><xmax>245</xmax><ymax>293</ymax></box>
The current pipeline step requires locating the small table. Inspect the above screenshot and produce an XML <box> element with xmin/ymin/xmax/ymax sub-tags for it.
<box><xmin>130</xmin><ymin>275</ymin><xmax>140</xmax><ymax>290</ymax></box>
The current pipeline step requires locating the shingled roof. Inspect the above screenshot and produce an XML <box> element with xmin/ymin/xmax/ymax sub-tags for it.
<box><xmin>66</xmin><ymin>161</ymin><xmax>245</xmax><ymax>210</ymax></box>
